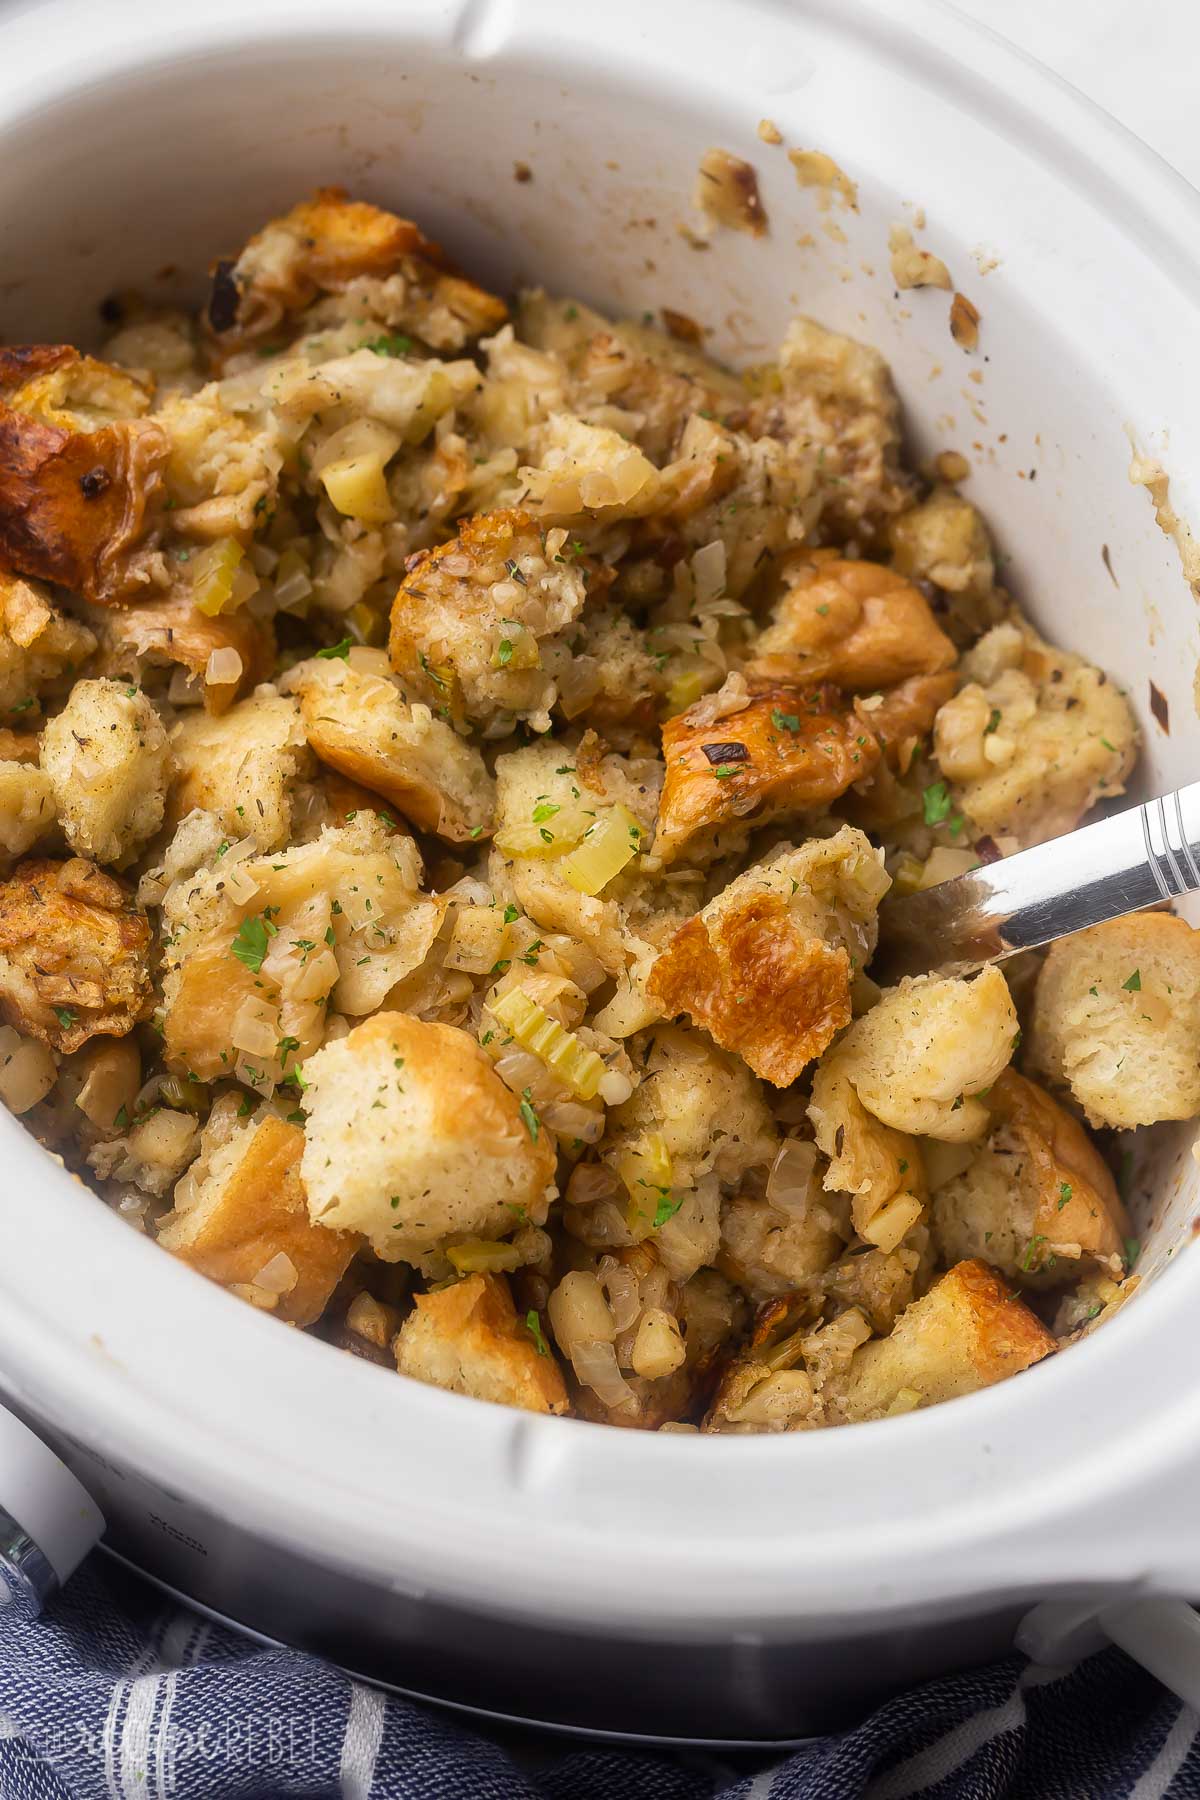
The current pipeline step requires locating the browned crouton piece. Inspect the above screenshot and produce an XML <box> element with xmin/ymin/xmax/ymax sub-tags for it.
<box><xmin>389</xmin><ymin>508</ymin><xmax>594</xmax><ymax>730</ymax></box>
<box><xmin>396</xmin><ymin>1272</ymin><xmax>569</xmax><ymax>1414</ymax></box>
<box><xmin>653</xmin><ymin>685</ymin><xmax>880</xmax><ymax>865</ymax></box>
<box><xmin>0</xmin><ymin>570</ymin><xmax>98</xmax><ymax>724</ymax></box>
<box><xmin>86</xmin><ymin>589</ymin><xmax>275</xmax><ymax>713</ymax></box>
<box><xmin>158</xmin><ymin>1112</ymin><xmax>359</xmax><ymax>1327</ymax></box>
<box><xmin>854</xmin><ymin>671</ymin><xmax>959</xmax><ymax>774</ymax></box>
<box><xmin>830</xmin><ymin>1259</ymin><xmax>1055</xmax><ymax>1421</ymax></box>
<box><xmin>0</xmin><ymin>857</ymin><xmax>152</xmax><ymax>1051</ymax></box>
<box><xmin>0</xmin><ymin>347</ymin><xmax>170</xmax><ymax>603</ymax></box>
<box><xmin>1029</xmin><ymin>913</ymin><xmax>1200</xmax><ymax>1128</ymax></box>
<box><xmin>207</xmin><ymin>187</ymin><xmax>506</xmax><ymax>353</ymax></box>
<box><xmin>647</xmin><ymin>826</ymin><xmax>889</xmax><ymax>1084</ymax></box>
<box><xmin>933</xmin><ymin>1069</ymin><xmax>1130</xmax><ymax>1286</ymax></box>
<box><xmin>748</xmin><ymin>551</ymin><xmax>956</xmax><ymax>691</ymax></box>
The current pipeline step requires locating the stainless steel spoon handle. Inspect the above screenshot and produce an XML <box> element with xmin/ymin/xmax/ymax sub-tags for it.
<box><xmin>873</xmin><ymin>783</ymin><xmax>1200</xmax><ymax>984</ymax></box>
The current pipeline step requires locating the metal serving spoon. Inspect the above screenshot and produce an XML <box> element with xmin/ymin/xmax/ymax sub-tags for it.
<box><xmin>873</xmin><ymin>783</ymin><xmax>1200</xmax><ymax>984</ymax></box>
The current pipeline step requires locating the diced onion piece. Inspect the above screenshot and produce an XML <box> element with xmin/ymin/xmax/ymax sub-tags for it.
<box><xmin>766</xmin><ymin>1137</ymin><xmax>819</xmax><ymax>1212</ymax></box>
<box><xmin>490</xmin><ymin>986</ymin><xmax>605</xmax><ymax>1100</ymax></box>
<box><xmin>0</xmin><ymin>1026</ymin><xmax>56</xmax><ymax>1114</ymax></box>
<box><xmin>231</xmin><ymin>996</ymin><xmax>279</xmax><ymax>1058</ymax></box>
<box><xmin>889</xmin><ymin>852</ymin><xmax>925</xmax><ymax>898</ymax></box>
<box><xmin>597</xmin><ymin>1069</ymin><xmax>633</xmax><ymax>1106</ymax></box>
<box><xmin>251</xmin><ymin>1251</ymin><xmax>298</xmax><ymax>1295</ymax></box>
<box><xmin>691</xmin><ymin>540</ymin><xmax>726</xmax><ymax>606</ymax></box>
<box><xmin>559</xmin><ymin>804</ymin><xmax>644</xmax><ymax>896</ymax></box>
<box><xmin>192</xmin><ymin>537</ymin><xmax>246</xmax><ymax>617</ymax></box>
<box><xmin>445</xmin><ymin>908</ymin><xmax>512</xmax><ymax>975</ymax></box>
<box><xmin>273</xmin><ymin>547</ymin><xmax>313</xmax><ymax>612</ymax></box>
<box><xmin>320</xmin><ymin>453</ymin><xmax>394</xmax><ymax>525</ymax></box>
<box><xmin>861</xmin><ymin>1192</ymin><xmax>924</xmax><ymax>1254</ymax></box>
<box><xmin>204</xmin><ymin>646</ymin><xmax>243</xmax><ymax>687</ymax></box>
<box><xmin>886</xmin><ymin>1386</ymin><xmax>924</xmax><ymax>1416</ymax></box>
<box><xmin>490</xmin><ymin>624</ymin><xmax>540</xmax><ymax>671</ymax></box>
<box><xmin>446</xmin><ymin>1238</ymin><xmax>524</xmax><ymax>1275</ymax></box>
<box><xmin>570</xmin><ymin>1339</ymin><xmax>637</xmax><ymax>1409</ymax></box>
<box><xmin>548</xmin><ymin>1270</ymin><xmax>615</xmax><ymax>1349</ymax></box>
<box><xmin>919</xmin><ymin>847</ymin><xmax>979</xmax><ymax>889</ymax></box>
<box><xmin>494</xmin><ymin>801</ymin><xmax>593</xmax><ymax>860</ymax></box>
<box><xmin>75</xmin><ymin>1039</ymin><xmax>141</xmax><ymax>1130</ymax></box>
<box><xmin>631</xmin><ymin>1307</ymin><xmax>686</xmax><ymax>1379</ymax></box>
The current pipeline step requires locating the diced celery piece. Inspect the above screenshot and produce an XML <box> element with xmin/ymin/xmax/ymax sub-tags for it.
<box><xmin>446</xmin><ymin>1238</ymin><xmax>524</xmax><ymax>1275</ymax></box>
<box><xmin>320</xmin><ymin>453</ymin><xmax>394</xmax><ymax>525</ymax></box>
<box><xmin>559</xmin><ymin>804</ymin><xmax>643</xmax><ymax>895</ymax></box>
<box><xmin>192</xmin><ymin>537</ymin><xmax>245</xmax><ymax>617</ymax></box>
<box><xmin>491</xmin><ymin>986</ymin><xmax>605</xmax><ymax>1101</ymax></box>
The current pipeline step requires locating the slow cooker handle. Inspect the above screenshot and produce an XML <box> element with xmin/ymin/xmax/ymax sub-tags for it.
<box><xmin>0</xmin><ymin>1405</ymin><xmax>104</xmax><ymax>1614</ymax></box>
<box><xmin>1019</xmin><ymin>1596</ymin><xmax>1200</xmax><ymax>1709</ymax></box>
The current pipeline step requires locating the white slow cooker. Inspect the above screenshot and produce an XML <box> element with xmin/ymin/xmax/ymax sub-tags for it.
<box><xmin>2</xmin><ymin>0</ymin><xmax>1200</xmax><ymax>1746</ymax></box>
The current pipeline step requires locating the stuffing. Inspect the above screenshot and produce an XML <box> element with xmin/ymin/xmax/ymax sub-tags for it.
<box><xmin>396</xmin><ymin>1272</ymin><xmax>569</xmax><ymax>1414</ymax></box>
<box><xmin>388</xmin><ymin>507</ymin><xmax>595</xmax><ymax>732</ymax></box>
<box><xmin>0</xmin><ymin>346</ymin><xmax>170</xmax><ymax>603</ymax></box>
<box><xmin>0</xmin><ymin>857</ymin><xmax>152</xmax><ymax>1051</ymax></box>
<box><xmin>751</xmin><ymin>317</ymin><xmax>911</xmax><ymax>540</ymax></box>
<box><xmin>160</xmin><ymin>812</ymin><xmax>441</xmax><ymax>1085</ymax></box>
<box><xmin>827</xmin><ymin>1259</ymin><xmax>1056</xmax><ymax>1422</ymax></box>
<box><xmin>601</xmin><ymin>1025</ymin><xmax>777</xmax><ymax>1205</ymax></box>
<box><xmin>748</xmin><ymin>550</ymin><xmax>956</xmax><ymax>690</ymax></box>
<box><xmin>39</xmin><ymin>678</ymin><xmax>170</xmax><ymax>865</ymax></box>
<box><xmin>0</xmin><ymin>571</ymin><xmax>97</xmax><ymax>724</ymax></box>
<box><xmin>158</xmin><ymin>1109</ymin><xmax>359</xmax><ymax>1326</ymax></box>
<box><xmin>283</xmin><ymin>649</ymin><xmax>494</xmax><ymax>841</ymax></box>
<box><xmin>647</xmin><ymin>826</ymin><xmax>890</xmax><ymax>1084</ymax></box>
<box><xmin>207</xmin><ymin>187</ymin><xmax>505</xmax><ymax>354</ymax></box>
<box><xmin>300</xmin><ymin>1013</ymin><xmax>557</xmax><ymax>1263</ymax></box>
<box><xmin>83</xmin><ymin>589</ymin><xmax>274</xmax><ymax>713</ymax></box>
<box><xmin>169</xmin><ymin>691</ymin><xmax>312</xmax><ymax>852</ymax></box>
<box><xmin>828</xmin><ymin>967</ymin><xmax>1019</xmax><ymax>1143</ymax></box>
<box><xmin>932</xmin><ymin>1070</ymin><xmax>1130</xmax><ymax>1286</ymax></box>
<box><xmin>0</xmin><ymin>188</ymin><xmax>1166</xmax><ymax>1437</ymax></box>
<box><xmin>653</xmin><ymin>684</ymin><xmax>881</xmax><ymax>865</ymax></box>
<box><xmin>1029</xmin><ymin>913</ymin><xmax>1200</xmax><ymax>1128</ymax></box>
<box><xmin>932</xmin><ymin>620</ymin><xmax>1137</xmax><ymax>848</ymax></box>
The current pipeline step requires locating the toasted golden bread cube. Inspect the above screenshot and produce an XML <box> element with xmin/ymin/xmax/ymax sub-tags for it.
<box><xmin>0</xmin><ymin>571</ymin><xmax>97</xmax><ymax>724</ymax></box>
<box><xmin>1029</xmin><ymin>913</ymin><xmax>1200</xmax><ymax>1127</ymax></box>
<box><xmin>208</xmin><ymin>187</ymin><xmax>505</xmax><ymax>352</ymax></box>
<box><xmin>301</xmin><ymin>1013</ymin><xmax>557</xmax><ymax>1263</ymax></box>
<box><xmin>932</xmin><ymin>620</ymin><xmax>1137</xmax><ymax>848</ymax></box>
<box><xmin>834</xmin><ymin>967</ymin><xmax>1019</xmax><ymax>1143</ymax></box>
<box><xmin>0</xmin><ymin>347</ymin><xmax>169</xmax><ymax>603</ymax></box>
<box><xmin>396</xmin><ymin>1272</ymin><xmax>569</xmax><ymax>1414</ymax></box>
<box><xmin>0</xmin><ymin>857</ymin><xmax>151</xmax><ymax>1051</ymax></box>
<box><xmin>520</xmin><ymin>413</ymin><xmax>666</xmax><ymax>523</ymax></box>
<box><xmin>749</xmin><ymin>551</ymin><xmax>956</xmax><ymax>691</ymax></box>
<box><xmin>284</xmin><ymin>651</ymin><xmax>493</xmax><ymax>842</ymax></box>
<box><xmin>933</xmin><ymin>1069</ymin><xmax>1129</xmax><ymax>1285</ymax></box>
<box><xmin>648</xmin><ymin>826</ymin><xmax>889</xmax><ymax>1085</ymax></box>
<box><xmin>562</xmin><ymin>317</ymin><xmax>745</xmax><ymax>459</ymax></box>
<box><xmin>829</xmin><ymin>1259</ymin><xmax>1055</xmax><ymax>1421</ymax></box>
<box><xmin>169</xmin><ymin>691</ymin><xmax>312</xmax><ymax>853</ymax></box>
<box><xmin>158</xmin><ymin>1112</ymin><xmax>358</xmax><ymax>1326</ymax></box>
<box><xmin>389</xmin><ymin>508</ymin><xmax>594</xmax><ymax>731</ymax></box>
<box><xmin>653</xmin><ymin>685</ymin><xmax>880</xmax><ymax>866</ymax></box>
<box><xmin>853</xmin><ymin>671</ymin><xmax>959</xmax><ymax>775</ymax></box>
<box><xmin>40</xmin><ymin>678</ymin><xmax>170</xmax><ymax>865</ymax></box>
<box><xmin>86</xmin><ymin>590</ymin><xmax>274</xmax><ymax>713</ymax></box>
<box><xmin>889</xmin><ymin>488</ymin><xmax>995</xmax><ymax>605</ymax></box>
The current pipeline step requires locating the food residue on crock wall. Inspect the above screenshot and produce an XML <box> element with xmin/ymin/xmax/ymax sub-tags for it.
<box><xmin>757</xmin><ymin>118</ymin><xmax>783</xmax><ymax>146</ymax></box>
<box><xmin>661</xmin><ymin>307</ymin><xmax>704</xmax><ymax>346</ymax></box>
<box><xmin>888</xmin><ymin>224</ymin><xmax>952</xmax><ymax>291</ymax></box>
<box><xmin>1129</xmin><ymin>451</ymin><xmax>1200</xmax><ymax>603</ymax></box>
<box><xmin>694</xmin><ymin>149</ymin><xmax>768</xmax><ymax>236</ymax></box>
<box><xmin>1149</xmin><ymin>682</ymin><xmax>1170</xmax><ymax>733</ymax></box>
<box><xmin>949</xmin><ymin>292</ymin><xmax>981</xmax><ymax>350</ymax></box>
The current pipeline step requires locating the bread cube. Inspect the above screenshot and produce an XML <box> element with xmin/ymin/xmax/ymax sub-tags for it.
<box><xmin>40</xmin><ymin>678</ymin><xmax>170</xmax><ymax>864</ymax></box>
<box><xmin>284</xmin><ymin>650</ymin><xmax>493</xmax><ymax>842</ymax></box>
<box><xmin>648</xmin><ymin>825</ymin><xmax>889</xmax><ymax>1084</ymax></box>
<box><xmin>653</xmin><ymin>684</ymin><xmax>881</xmax><ymax>865</ymax></box>
<box><xmin>830</xmin><ymin>1259</ymin><xmax>1055</xmax><ymax>1422</ymax></box>
<box><xmin>87</xmin><ymin>589</ymin><xmax>273</xmax><ymax>713</ymax></box>
<box><xmin>0</xmin><ymin>857</ymin><xmax>152</xmax><ymax>1051</ymax></box>
<box><xmin>169</xmin><ymin>690</ymin><xmax>312</xmax><ymax>852</ymax></box>
<box><xmin>749</xmin><ymin>551</ymin><xmax>955</xmax><ymax>690</ymax></box>
<box><xmin>396</xmin><ymin>1272</ymin><xmax>569</xmax><ymax>1414</ymax></box>
<box><xmin>0</xmin><ymin>570</ymin><xmax>97</xmax><ymax>723</ymax></box>
<box><xmin>158</xmin><ymin>1111</ymin><xmax>358</xmax><ymax>1326</ymax></box>
<box><xmin>1029</xmin><ymin>913</ymin><xmax>1200</xmax><ymax>1127</ymax></box>
<box><xmin>300</xmin><ymin>1013</ymin><xmax>557</xmax><ymax>1263</ymax></box>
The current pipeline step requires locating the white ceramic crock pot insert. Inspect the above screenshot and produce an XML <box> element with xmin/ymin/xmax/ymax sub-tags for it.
<box><xmin>0</xmin><ymin>0</ymin><xmax>1198</xmax><ymax>1675</ymax></box>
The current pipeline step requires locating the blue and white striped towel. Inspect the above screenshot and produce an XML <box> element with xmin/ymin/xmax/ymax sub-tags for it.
<box><xmin>0</xmin><ymin>1556</ymin><xmax>1196</xmax><ymax>1799</ymax></box>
